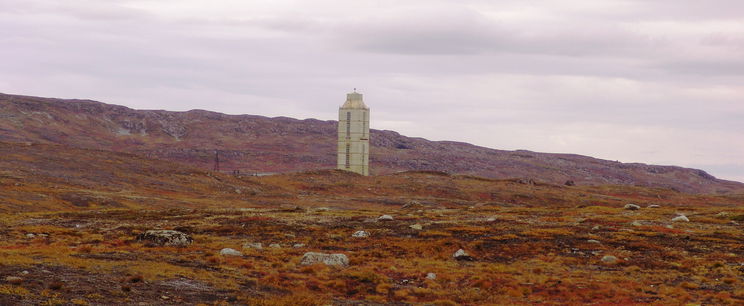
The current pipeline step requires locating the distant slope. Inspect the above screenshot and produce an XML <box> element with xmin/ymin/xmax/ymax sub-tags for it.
<box><xmin>3</xmin><ymin>141</ymin><xmax>743</xmax><ymax>214</ymax></box>
<box><xmin>1</xmin><ymin>92</ymin><xmax>743</xmax><ymax>194</ymax></box>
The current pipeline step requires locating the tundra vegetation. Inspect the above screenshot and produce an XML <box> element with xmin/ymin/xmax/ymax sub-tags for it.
<box><xmin>1</xmin><ymin>142</ymin><xmax>744</xmax><ymax>304</ymax></box>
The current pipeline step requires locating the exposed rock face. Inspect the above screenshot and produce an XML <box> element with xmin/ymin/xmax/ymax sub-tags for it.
<box><xmin>1</xmin><ymin>93</ymin><xmax>741</xmax><ymax>194</ymax></box>
<box><xmin>672</xmin><ymin>215</ymin><xmax>690</xmax><ymax>222</ymax></box>
<box><xmin>300</xmin><ymin>252</ymin><xmax>349</xmax><ymax>267</ymax></box>
<box><xmin>137</xmin><ymin>230</ymin><xmax>192</xmax><ymax>247</ymax></box>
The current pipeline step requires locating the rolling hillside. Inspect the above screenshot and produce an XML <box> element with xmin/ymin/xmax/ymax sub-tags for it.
<box><xmin>1</xmin><ymin>92</ymin><xmax>742</xmax><ymax>194</ymax></box>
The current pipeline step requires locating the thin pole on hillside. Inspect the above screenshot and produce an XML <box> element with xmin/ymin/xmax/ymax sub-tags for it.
<box><xmin>213</xmin><ymin>150</ymin><xmax>220</xmax><ymax>172</ymax></box>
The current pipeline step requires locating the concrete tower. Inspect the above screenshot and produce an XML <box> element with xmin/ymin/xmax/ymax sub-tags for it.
<box><xmin>337</xmin><ymin>90</ymin><xmax>370</xmax><ymax>175</ymax></box>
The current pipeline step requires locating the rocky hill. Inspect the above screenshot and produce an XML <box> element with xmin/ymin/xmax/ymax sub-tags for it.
<box><xmin>1</xmin><ymin>92</ymin><xmax>742</xmax><ymax>194</ymax></box>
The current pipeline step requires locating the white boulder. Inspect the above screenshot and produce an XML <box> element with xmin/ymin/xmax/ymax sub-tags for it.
<box><xmin>219</xmin><ymin>248</ymin><xmax>242</xmax><ymax>256</ymax></box>
<box><xmin>378</xmin><ymin>215</ymin><xmax>394</xmax><ymax>221</ymax></box>
<box><xmin>352</xmin><ymin>230</ymin><xmax>370</xmax><ymax>238</ymax></box>
<box><xmin>624</xmin><ymin>204</ymin><xmax>640</xmax><ymax>210</ymax></box>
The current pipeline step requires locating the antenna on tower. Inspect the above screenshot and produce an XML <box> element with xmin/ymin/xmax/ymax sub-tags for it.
<box><xmin>213</xmin><ymin>150</ymin><xmax>220</xmax><ymax>172</ymax></box>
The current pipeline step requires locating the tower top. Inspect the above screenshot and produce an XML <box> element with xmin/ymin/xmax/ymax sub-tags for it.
<box><xmin>341</xmin><ymin>90</ymin><xmax>369</xmax><ymax>109</ymax></box>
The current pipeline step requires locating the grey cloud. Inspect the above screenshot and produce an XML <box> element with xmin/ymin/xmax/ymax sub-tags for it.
<box><xmin>0</xmin><ymin>0</ymin><xmax>742</xmax><ymax>181</ymax></box>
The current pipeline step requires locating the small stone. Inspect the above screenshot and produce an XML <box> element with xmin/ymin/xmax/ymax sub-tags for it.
<box><xmin>314</xmin><ymin>207</ymin><xmax>330</xmax><ymax>212</ymax></box>
<box><xmin>219</xmin><ymin>248</ymin><xmax>242</xmax><ymax>256</ymax></box>
<box><xmin>161</xmin><ymin>296</ymin><xmax>170</xmax><ymax>300</ymax></box>
<box><xmin>486</xmin><ymin>217</ymin><xmax>497</xmax><ymax>222</ymax></box>
<box><xmin>647</xmin><ymin>205</ymin><xmax>661</xmax><ymax>208</ymax></box>
<box><xmin>591</xmin><ymin>225</ymin><xmax>601</xmax><ymax>231</ymax></box>
<box><xmin>242</xmin><ymin>242</ymin><xmax>263</xmax><ymax>250</ymax></box>
<box><xmin>409</xmin><ymin>224</ymin><xmax>423</xmax><ymax>230</ymax></box>
<box><xmin>601</xmin><ymin>255</ymin><xmax>618</xmax><ymax>264</ymax></box>
<box><xmin>453</xmin><ymin>249</ymin><xmax>473</xmax><ymax>261</ymax></box>
<box><xmin>5</xmin><ymin>276</ymin><xmax>23</xmax><ymax>284</ymax></box>
<box><xmin>300</xmin><ymin>252</ymin><xmax>349</xmax><ymax>267</ymax></box>
<box><xmin>292</xmin><ymin>243</ymin><xmax>306</xmax><ymax>248</ymax></box>
<box><xmin>630</xmin><ymin>220</ymin><xmax>645</xmax><ymax>227</ymax></box>
<box><xmin>352</xmin><ymin>230</ymin><xmax>370</xmax><ymax>238</ymax></box>
<box><xmin>20</xmin><ymin>271</ymin><xmax>29</xmax><ymax>275</ymax></box>
<box><xmin>378</xmin><ymin>215</ymin><xmax>394</xmax><ymax>221</ymax></box>
<box><xmin>624</xmin><ymin>204</ymin><xmax>640</xmax><ymax>210</ymax></box>
<box><xmin>426</xmin><ymin>273</ymin><xmax>437</xmax><ymax>280</ymax></box>
<box><xmin>666</xmin><ymin>225</ymin><xmax>674</xmax><ymax>229</ymax></box>
<box><xmin>587</xmin><ymin>239</ymin><xmax>601</xmax><ymax>244</ymax></box>
<box><xmin>26</xmin><ymin>233</ymin><xmax>35</xmax><ymax>238</ymax></box>
<box><xmin>269</xmin><ymin>243</ymin><xmax>281</xmax><ymax>248</ymax></box>
<box><xmin>672</xmin><ymin>215</ymin><xmax>689</xmax><ymax>222</ymax></box>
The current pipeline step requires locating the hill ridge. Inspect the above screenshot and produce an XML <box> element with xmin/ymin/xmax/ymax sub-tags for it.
<box><xmin>1</xmin><ymin>92</ymin><xmax>742</xmax><ymax>194</ymax></box>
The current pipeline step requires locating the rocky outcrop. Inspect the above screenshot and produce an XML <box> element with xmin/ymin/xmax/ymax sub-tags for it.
<box><xmin>137</xmin><ymin>230</ymin><xmax>192</xmax><ymax>247</ymax></box>
<box><xmin>300</xmin><ymin>252</ymin><xmax>349</xmax><ymax>266</ymax></box>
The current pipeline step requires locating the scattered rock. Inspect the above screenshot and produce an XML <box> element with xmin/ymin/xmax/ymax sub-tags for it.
<box><xmin>517</xmin><ymin>178</ymin><xmax>536</xmax><ymax>185</ymax></box>
<box><xmin>401</xmin><ymin>201</ymin><xmax>424</xmax><ymax>209</ymax></box>
<box><xmin>630</xmin><ymin>220</ymin><xmax>645</xmax><ymax>227</ymax></box>
<box><xmin>378</xmin><ymin>215</ymin><xmax>394</xmax><ymax>221</ymax></box>
<box><xmin>292</xmin><ymin>243</ymin><xmax>306</xmax><ymax>248</ymax></box>
<box><xmin>591</xmin><ymin>225</ymin><xmax>601</xmax><ymax>231</ymax></box>
<box><xmin>672</xmin><ymin>215</ymin><xmax>690</xmax><ymax>222</ymax></box>
<box><xmin>279</xmin><ymin>204</ymin><xmax>303</xmax><ymax>212</ymax></box>
<box><xmin>624</xmin><ymin>204</ymin><xmax>641</xmax><ymax>210</ymax></box>
<box><xmin>647</xmin><ymin>204</ymin><xmax>661</xmax><ymax>208</ymax></box>
<box><xmin>269</xmin><ymin>243</ymin><xmax>281</xmax><ymax>248</ymax></box>
<box><xmin>486</xmin><ymin>217</ymin><xmax>497</xmax><ymax>222</ymax></box>
<box><xmin>426</xmin><ymin>273</ymin><xmax>437</xmax><ymax>280</ymax></box>
<box><xmin>601</xmin><ymin>255</ymin><xmax>618</xmax><ymax>264</ymax></box>
<box><xmin>587</xmin><ymin>239</ymin><xmax>601</xmax><ymax>244</ymax></box>
<box><xmin>352</xmin><ymin>230</ymin><xmax>370</xmax><ymax>238</ymax></box>
<box><xmin>5</xmin><ymin>276</ymin><xmax>23</xmax><ymax>285</ymax></box>
<box><xmin>242</xmin><ymin>242</ymin><xmax>263</xmax><ymax>250</ymax></box>
<box><xmin>25</xmin><ymin>233</ymin><xmax>35</xmax><ymax>239</ymax></box>
<box><xmin>219</xmin><ymin>248</ymin><xmax>242</xmax><ymax>256</ymax></box>
<box><xmin>564</xmin><ymin>180</ymin><xmax>576</xmax><ymax>186</ymax></box>
<box><xmin>300</xmin><ymin>252</ymin><xmax>349</xmax><ymax>267</ymax></box>
<box><xmin>314</xmin><ymin>207</ymin><xmax>331</xmax><ymax>212</ymax></box>
<box><xmin>409</xmin><ymin>224</ymin><xmax>423</xmax><ymax>230</ymax></box>
<box><xmin>453</xmin><ymin>249</ymin><xmax>473</xmax><ymax>261</ymax></box>
<box><xmin>666</xmin><ymin>225</ymin><xmax>674</xmax><ymax>229</ymax></box>
<box><xmin>716</xmin><ymin>212</ymin><xmax>729</xmax><ymax>218</ymax></box>
<box><xmin>136</xmin><ymin>230</ymin><xmax>193</xmax><ymax>247</ymax></box>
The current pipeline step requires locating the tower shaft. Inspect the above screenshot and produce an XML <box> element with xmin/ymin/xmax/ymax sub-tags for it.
<box><xmin>337</xmin><ymin>91</ymin><xmax>370</xmax><ymax>176</ymax></box>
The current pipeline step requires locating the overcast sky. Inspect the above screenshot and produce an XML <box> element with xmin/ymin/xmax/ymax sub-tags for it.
<box><xmin>1</xmin><ymin>0</ymin><xmax>743</xmax><ymax>182</ymax></box>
